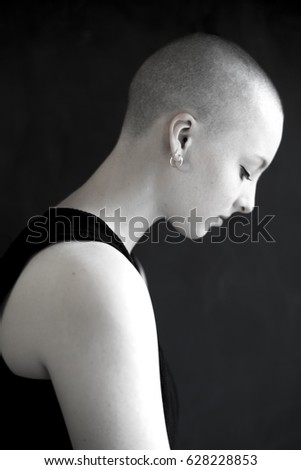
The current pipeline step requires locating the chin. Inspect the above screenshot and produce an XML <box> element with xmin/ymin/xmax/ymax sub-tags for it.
<box><xmin>185</xmin><ymin>224</ymin><xmax>208</xmax><ymax>240</ymax></box>
<box><xmin>168</xmin><ymin>219</ymin><xmax>207</xmax><ymax>241</ymax></box>
<box><xmin>190</xmin><ymin>230</ymin><xmax>207</xmax><ymax>241</ymax></box>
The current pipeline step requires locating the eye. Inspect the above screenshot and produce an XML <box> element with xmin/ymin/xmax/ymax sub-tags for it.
<box><xmin>240</xmin><ymin>165</ymin><xmax>252</xmax><ymax>181</ymax></box>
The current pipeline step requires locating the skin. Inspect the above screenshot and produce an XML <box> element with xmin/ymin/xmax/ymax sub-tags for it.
<box><xmin>163</xmin><ymin>87</ymin><xmax>283</xmax><ymax>238</ymax></box>
<box><xmin>0</xmin><ymin>82</ymin><xmax>284</xmax><ymax>450</ymax></box>
<box><xmin>56</xmin><ymin>86</ymin><xmax>283</xmax><ymax>249</ymax></box>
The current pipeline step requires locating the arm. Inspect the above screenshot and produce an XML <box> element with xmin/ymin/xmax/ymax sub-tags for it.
<box><xmin>38</xmin><ymin>242</ymin><xmax>170</xmax><ymax>450</ymax></box>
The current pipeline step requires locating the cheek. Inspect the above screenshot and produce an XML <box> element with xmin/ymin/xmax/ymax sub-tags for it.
<box><xmin>202</xmin><ymin>171</ymin><xmax>237</xmax><ymax>213</ymax></box>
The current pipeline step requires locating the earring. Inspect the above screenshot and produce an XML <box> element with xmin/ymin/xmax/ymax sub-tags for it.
<box><xmin>170</xmin><ymin>149</ymin><xmax>183</xmax><ymax>168</ymax></box>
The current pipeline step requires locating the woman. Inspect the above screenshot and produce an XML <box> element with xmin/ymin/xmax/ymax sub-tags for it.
<box><xmin>0</xmin><ymin>33</ymin><xmax>283</xmax><ymax>450</ymax></box>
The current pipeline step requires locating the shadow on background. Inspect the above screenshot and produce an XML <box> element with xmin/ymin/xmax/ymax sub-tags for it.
<box><xmin>0</xmin><ymin>0</ymin><xmax>300</xmax><ymax>449</ymax></box>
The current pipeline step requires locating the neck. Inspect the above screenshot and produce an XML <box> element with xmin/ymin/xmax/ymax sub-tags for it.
<box><xmin>55</xmin><ymin>138</ymin><xmax>165</xmax><ymax>254</ymax></box>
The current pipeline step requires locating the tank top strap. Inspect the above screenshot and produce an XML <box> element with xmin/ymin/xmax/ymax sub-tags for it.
<box><xmin>0</xmin><ymin>206</ymin><xmax>140</xmax><ymax>305</ymax></box>
<box><xmin>42</xmin><ymin>207</ymin><xmax>139</xmax><ymax>269</ymax></box>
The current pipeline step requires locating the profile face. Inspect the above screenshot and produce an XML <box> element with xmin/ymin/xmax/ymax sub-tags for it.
<box><xmin>167</xmin><ymin>93</ymin><xmax>283</xmax><ymax>240</ymax></box>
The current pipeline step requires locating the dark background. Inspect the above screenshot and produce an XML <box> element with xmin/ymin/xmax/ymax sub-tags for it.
<box><xmin>0</xmin><ymin>0</ymin><xmax>300</xmax><ymax>449</ymax></box>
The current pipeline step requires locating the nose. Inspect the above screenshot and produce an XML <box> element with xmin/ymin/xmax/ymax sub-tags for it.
<box><xmin>233</xmin><ymin>184</ymin><xmax>256</xmax><ymax>215</ymax></box>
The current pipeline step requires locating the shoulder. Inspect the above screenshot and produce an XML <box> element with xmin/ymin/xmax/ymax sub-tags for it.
<box><xmin>29</xmin><ymin>240</ymin><xmax>155</xmax><ymax>342</ymax></box>
<box><xmin>29</xmin><ymin>241</ymin><xmax>168</xmax><ymax>448</ymax></box>
<box><xmin>2</xmin><ymin>241</ymin><xmax>153</xmax><ymax>376</ymax></box>
<box><xmin>3</xmin><ymin>241</ymin><xmax>169</xmax><ymax>448</ymax></box>
<box><xmin>36</xmin><ymin>239</ymin><xmax>157</xmax><ymax>354</ymax></box>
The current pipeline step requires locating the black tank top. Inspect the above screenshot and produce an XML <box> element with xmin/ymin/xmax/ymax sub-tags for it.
<box><xmin>0</xmin><ymin>207</ymin><xmax>178</xmax><ymax>449</ymax></box>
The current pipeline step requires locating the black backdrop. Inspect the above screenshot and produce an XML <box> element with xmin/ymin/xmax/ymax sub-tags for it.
<box><xmin>0</xmin><ymin>1</ymin><xmax>300</xmax><ymax>449</ymax></box>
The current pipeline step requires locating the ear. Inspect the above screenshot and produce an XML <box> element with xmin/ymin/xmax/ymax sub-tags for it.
<box><xmin>169</xmin><ymin>112</ymin><xmax>197</xmax><ymax>156</ymax></box>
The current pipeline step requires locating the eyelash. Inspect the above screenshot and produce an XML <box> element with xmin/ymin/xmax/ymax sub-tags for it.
<box><xmin>240</xmin><ymin>165</ymin><xmax>252</xmax><ymax>181</ymax></box>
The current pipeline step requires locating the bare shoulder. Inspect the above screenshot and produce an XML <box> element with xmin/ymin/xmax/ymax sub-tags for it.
<box><xmin>36</xmin><ymin>240</ymin><xmax>157</xmax><ymax>354</ymax></box>
<box><xmin>36</xmin><ymin>240</ymin><xmax>154</xmax><ymax>333</ymax></box>
<box><xmin>4</xmin><ymin>241</ymin><xmax>168</xmax><ymax>449</ymax></box>
<box><xmin>1</xmin><ymin>241</ymin><xmax>151</xmax><ymax>376</ymax></box>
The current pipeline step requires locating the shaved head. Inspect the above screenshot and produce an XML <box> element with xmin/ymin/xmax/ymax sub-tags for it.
<box><xmin>121</xmin><ymin>33</ymin><xmax>282</xmax><ymax>139</ymax></box>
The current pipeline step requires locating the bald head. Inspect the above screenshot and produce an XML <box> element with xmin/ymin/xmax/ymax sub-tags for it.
<box><xmin>121</xmin><ymin>33</ymin><xmax>282</xmax><ymax>139</ymax></box>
